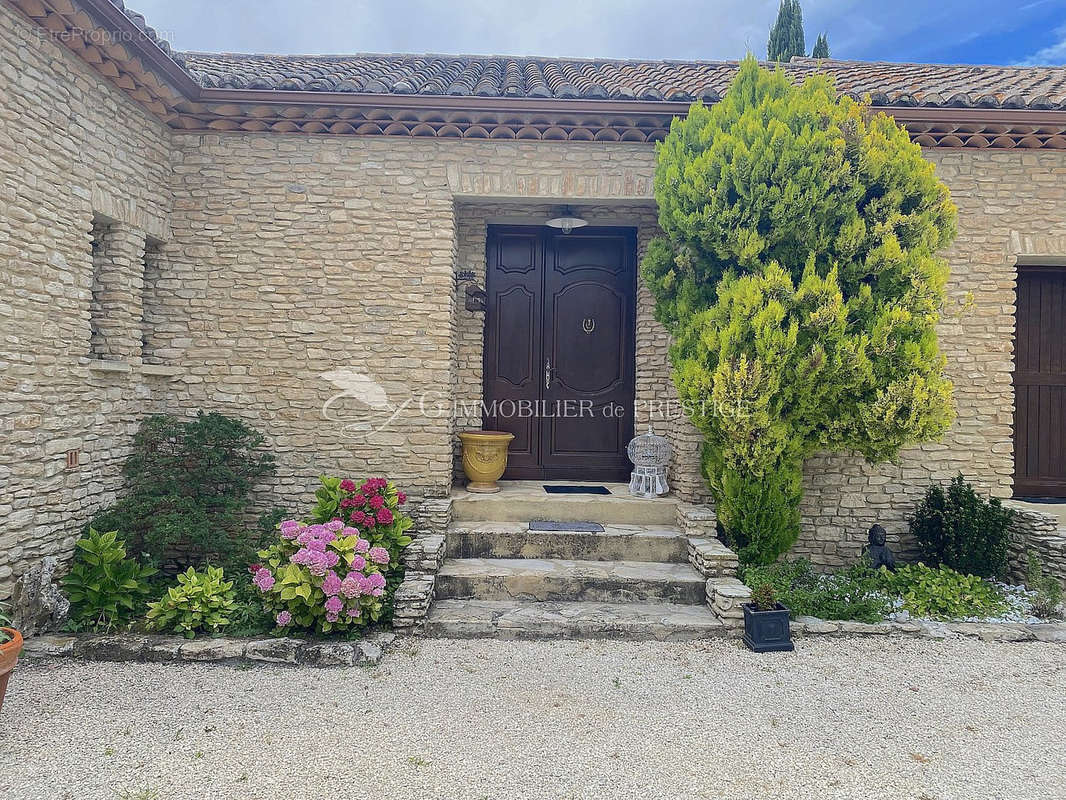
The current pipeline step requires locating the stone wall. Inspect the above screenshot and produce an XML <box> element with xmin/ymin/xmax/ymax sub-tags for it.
<box><xmin>794</xmin><ymin>149</ymin><xmax>1066</xmax><ymax>567</ymax></box>
<box><xmin>5</xmin><ymin>0</ymin><xmax>1066</xmax><ymax>601</ymax></box>
<box><xmin>1005</xmin><ymin>503</ymin><xmax>1066</xmax><ymax>587</ymax></box>
<box><xmin>0</xmin><ymin>3</ymin><xmax>173</xmax><ymax>598</ymax></box>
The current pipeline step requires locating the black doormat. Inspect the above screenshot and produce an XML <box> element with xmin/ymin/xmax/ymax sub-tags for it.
<box><xmin>1014</xmin><ymin>496</ymin><xmax>1066</xmax><ymax>504</ymax></box>
<box><xmin>543</xmin><ymin>485</ymin><xmax>611</xmax><ymax>495</ymax></box>
<box><xmin>529</xmin><ymin>520</ymin><xmax>605</xmax><ymax>533</ymax></box>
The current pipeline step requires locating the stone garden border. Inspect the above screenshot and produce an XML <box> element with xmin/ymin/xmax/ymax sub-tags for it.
<box><xmin>19</xmin><ymin>631</ymin><xmax>396</xmax><ymax>667</ymax></box>
<box><xmin>789</xmin><ymin>616</ymin><xmax>1066</xmax><ymax>643</ymax></box>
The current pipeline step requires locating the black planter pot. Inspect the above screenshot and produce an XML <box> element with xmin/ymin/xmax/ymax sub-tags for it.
<box><xmin>742</xmin><ymin>602</ymin><xmax>794</xmax><ymax>653</ymax></box>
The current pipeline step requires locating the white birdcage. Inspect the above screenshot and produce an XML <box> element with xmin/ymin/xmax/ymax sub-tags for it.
<box><xmin>627</xmin><ymin>426</ymin><xmax>672</xmax><ymax>498</ymax></box>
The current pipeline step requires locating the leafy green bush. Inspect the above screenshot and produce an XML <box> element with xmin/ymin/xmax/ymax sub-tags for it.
<box><xmin>750</xmin><ymin>583</ymin><xmax>777</xmax><ymax>611</ymax></box>
<box><xmin>909</xmin><ymin>475</ymin><xmax>1013</xmax><ymax>579</ymax></box>
<box><xmin>0</xmin><ymin>603</ymin><xmax>12</xmax><ymax>643</ymax></box>
<box><xmin>62</xmin><ymin>528</ymin><xmax>157</xmax><ymax>632</ymax></box>
<box><xmin>878</xmin><ymin>564</ymin><xmax>1007</xmax><ymax>620</ymax></box>
<box><xmin>227</xmin><ymin>577</ymin><xmax>275</xmax><ymax>637</ymax></box>
<box><xmin>643</xmin><ymin>57</ymin><xmax>957</xmax><ymax>565</ymax></box>
<box><xmin>741</xmin><ymin>559</ymin><xmax>891</xmax><ymax>622</ymax></box>
<box><xmin>88</xmin><ymin>412</ymin><xmax>278</xmax><ymax>571</ymax></box>
<box><xmin>1026</xmin><ymin>552</ymin><xmax>1063</xmax><ymax>619</ymax></box>
<box><xmin>145</xmin><ymin>566</ymin><xmax>236</xmax><ymax>638</ymax></box>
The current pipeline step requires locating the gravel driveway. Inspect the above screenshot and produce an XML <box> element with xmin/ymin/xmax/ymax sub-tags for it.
<box><xmin>1</xmin><ymin>636</ymin><xmax>1063</xmax><ymax>800</ymax></box>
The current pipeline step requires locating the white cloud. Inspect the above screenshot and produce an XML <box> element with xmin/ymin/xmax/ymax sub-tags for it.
<box><xmin>1021</xmin><ymin>23</ymin><xmax>1066</xmax><ymax>64</ymax></box>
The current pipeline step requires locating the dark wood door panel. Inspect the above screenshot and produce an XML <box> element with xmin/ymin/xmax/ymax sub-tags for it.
<box><xmin>484</xmin><ymin>226</ymin><xmax>636</xmax><ymax>481</ymax></box>
<box><xmin>1014</xmin><ymin>266</ymin><xmax>1066</xmax><ymax>497</ymax></box>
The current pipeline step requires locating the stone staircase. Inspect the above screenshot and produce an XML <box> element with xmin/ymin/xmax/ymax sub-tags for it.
<box><xmin>424</xmin><ymin>483</ymin><xmax>741</xmax><ymax>641</ymax></box>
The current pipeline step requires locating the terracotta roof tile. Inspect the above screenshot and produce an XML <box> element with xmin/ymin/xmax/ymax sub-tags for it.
<box><xmin>168</xmin><ymin>50</ymin><xmax>1066</xmax><ymax>110</ymax></box>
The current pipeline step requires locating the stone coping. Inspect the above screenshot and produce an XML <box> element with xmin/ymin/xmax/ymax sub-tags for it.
<box><xmin>18</xmin><ymin>632</ymin><xmax>396</xmax><ymax>667</ymax></box>
<box><xmin>790</xmin><ymin>616</ymin><xmax>1066</xmax><ymax>644</ymax></box>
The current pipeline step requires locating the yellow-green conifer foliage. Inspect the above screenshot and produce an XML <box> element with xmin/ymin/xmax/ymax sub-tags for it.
<box><xmin>643</xmin><ymin>57</ymin><xmax>957</xmax><ymax>565</ymax></box>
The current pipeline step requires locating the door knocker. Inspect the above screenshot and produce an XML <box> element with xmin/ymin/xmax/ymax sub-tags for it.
<box><xmin>581</xmin><ymin>318</ymin><xmax>596</xmax><ymax>334</ymax></box>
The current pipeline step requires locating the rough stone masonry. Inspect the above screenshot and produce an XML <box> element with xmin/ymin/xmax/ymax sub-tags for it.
<box><xmin>1</xmin><ymin>0</ymin><xmax>1065</xmax><ymax>598</ymax></box>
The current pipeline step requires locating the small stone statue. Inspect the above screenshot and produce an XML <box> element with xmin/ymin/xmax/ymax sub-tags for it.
<box><xmin>10</xmin><ymin>556</ymin><xmax>70</xmax><ymax>636</ymax></box>
<box><xmin>864</xmin><ymin>524</ymin><xmax>897</xmax><ymax>571</ymax></box>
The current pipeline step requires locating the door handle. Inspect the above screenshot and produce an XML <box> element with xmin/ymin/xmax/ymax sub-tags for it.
<box><xmin>545</xmin><ymin>358</ymin><xmax>552</xmax><ymax>389</ymax></box>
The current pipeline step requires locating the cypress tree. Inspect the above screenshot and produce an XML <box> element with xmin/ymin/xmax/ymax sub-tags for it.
<box><xmin>767</xmin><ymin>0</ymin><xmax>805</xmax><ymax>62</ymax></box>
<box><xmin>813</xmin><ymin>33</ymin><xmax>830</xmax><ymax>59</ymax></box>
<box><xmin>642</xmin><ymin>58</ymin><xmax>957</xmax><ymax>565</ymax></box>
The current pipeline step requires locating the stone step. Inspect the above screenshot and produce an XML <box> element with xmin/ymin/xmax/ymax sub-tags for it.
<box><xmin>446</xmin><ymin>522</ymin><xmax>689</xmax><ymax>563</ymax></box>
<box><xmin>426</xmin><ymin>599</ymin><xmax>726</xmax><ymax>641</ymax></box>
<box><xmin>435</xmin><ymin>557</ymin><xmax>706</xmax><ymax>604</ymax></box>
<box><xmin>451</xmin><ymin>482</ymin><xmax>678</xmax><ymax>526</ymax></box>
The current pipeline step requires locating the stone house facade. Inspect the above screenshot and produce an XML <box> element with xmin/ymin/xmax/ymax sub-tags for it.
<box><xmin>2</xmin><ymin>0</ymin><xmax>1066</xmax><ymax>598</ymax></box>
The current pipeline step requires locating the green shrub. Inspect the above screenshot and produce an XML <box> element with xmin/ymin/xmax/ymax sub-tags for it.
<box><xmin>909</xmin><ymin>475</ymin><xmax>1013</xmax><ymax>579</ymax></box>
<box><xmin>741</xmin><ymin>559</ymin><xmax>891</xmax><ymax>622</ymax></box>
<box><xmin>751</xmin><ymin>583</ymin><xmax>777</xmax><ymax>611</ymax></box>
<box><xmin>227</xmin><ymin>577</ymin><xmax>275</xmax><ymax>637</ymax></box>
<box><xmin>145</xmin><ymin>566</ymin><xmax>236</xmax><ymax>638</ymax></box>
<box><xmin>62</xmin><ymin>528</ymin><xmax>157</xmax><ymax>632</ymax></box>
<box><xmin>1026</xmin><ymin>552</ymin><xmax>1063</xmax><ymax>619</ymax></box>
<box><xmin>88</xmin><ymin>412</ymin><xmax>278</xmax><ymax>571</ymax></box>
<box><xmin>643</xmin><ymin>56</ymin><xmax>957</xmax><ymax>566</ymax></box>
<box><xmin>0</xmin><ymin>603</ymin><xmax>12</xmax><ymax>643</ymax></box>
<box><xmin>879</xmin><ymin>563</ymin><xmax>1007</xmax><ymax>620</ymax></box>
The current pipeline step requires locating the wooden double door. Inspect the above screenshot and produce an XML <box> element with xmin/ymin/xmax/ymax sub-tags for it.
<box><xmin>1014</xmin><ymin>265</ymin><xmax>1066</xmax><ymax>497</ymax></box>
<box><xmin>483</xmin><ymin>225</ymin><xmax>636</xmax><ymax>481</ymax></box>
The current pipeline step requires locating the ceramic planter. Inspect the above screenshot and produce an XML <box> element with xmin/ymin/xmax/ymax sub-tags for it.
<box><xmin>0</xmin><ymin>627</ymin><xmax>24</xmax><ymax>714</ymax></box>
<box><xmin>742</xmin><ymin>603</ymin><xmax>794</xmax><ymax>653</ymax></box>
<box><xmin>458</xmin><ymin>430</ymin><xmax>515</xmax><ymax>493</ymax></box>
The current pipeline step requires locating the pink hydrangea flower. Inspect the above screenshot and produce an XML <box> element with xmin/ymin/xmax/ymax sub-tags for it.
<box><xmin>349</xmin><ymin>554</ymin><xmax>366</xmax><ymax>571</ymax></box>
<box><xmin>369</xmin><ymin>546</ymin><xmax>390</xmax><ymax>565</ymax></box>
<box><xmin>397</xmin><ymin>491</ymin><xmax>407</xmax><ymax>504</ymax></box>
<box><xmin>322</xmin><ymin>571</ymin><xmax>342</xmax><ymax>596</ymax></box>
<box><xmin>324</xmin><ymin>595</ymin><xmax>344</xmax><ymax>614</ymax></box>
<box><xmin>340</xmin><ymin>576</ymin><xmax>363</xmax><ymax>598</ymax></box>
<box><xmin>324</xmin><ymin>551</ymin><xmax>340</xmax><ymax>568</ymax></box>
<box><xmin>276</xmin><ymin>611</ymin><xmax>292</xmax><ymax>626</ymax></box>
<box><xmin>346</xmin><ymin>607</ymin><xmax>361</xmax><ymax>618</ymax></box>
<box><xmin>253</xmin><ymin>568</ymin><xmax>275</xmax><ymax>592</ymax></box>
<box><xmin>326</xmin><ymin>519</ymin><xmax>344</xmax><ymax>532</ymax></box>
<box><xmin>342</xmin><ymin>527</ymin><xmax>360</xmax><ymax>537</ymax></box>
<box><xmin>307</xmin><ymin>538</ymin><xmax>327</xmax><ymax>553</ymax></box>
<box><xmin>376</xmin><ymin>508</ymin><xmax>393</xmax><ymax>525</ymax></box>
<box><xmin>367</xmin><ymin>572</ymin><xmax>387</xmax><ymax>590</ymax></box>
<box><xmin>325</xmin><ymin>611</ymin><xmax>339</xmax><ymax>623</ymax></box>
<box><xmin>355</xmin><ymin>538</ymin><xmax>370</xmax><ymax>554</ymax></box>
<box><xmin>280</xmin><ymin>520</ymin><xmax>300</xmax><ymax>539</ymax></box>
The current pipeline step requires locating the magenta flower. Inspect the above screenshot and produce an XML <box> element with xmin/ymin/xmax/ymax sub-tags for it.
<box><xmin>367</xmin><ymin>572</ymin><xmax>386</xmax><ymax>590</ymax></box>
<box><xmin>324</xmin><ymin>551</ymin><xmax>340</xmax><ymax>568</ymax></box>
<box><xmin>276</xmin><ymin>611</ymin><xmax>292</xmax><ymax>626</ymax></box>
<box><xmin>369</xmin><ymin>494</ymin><xmax>385</xmax><ymax>510</ymax></box>
<box><xmin>339</xmin><ymin>479</ymin><xmax>357</xmax><ymax>492</ymax></box>
<box><xmin>376</xmin><ymin>508</ymin><xmax>393</xmax><ymax>525</ymax></box>
<box><xmin>253</xmin><ymin>568</ymin><xmax>275</xmax><ymax>592</ymax></box>
<box><xmin>397</xmin><ymin>491</ymin><xmax>407</xmax><ymax>504</ymax></box>
<box><xmin>322</xmin><ymin>571</ymin><xmax>342</xmax><ymax>596</ymax></box>
<box><xmin>353</xmin><ymin>493</ymin><xmax>367</xmax><ymax>506</ymax></box>
<box><xmin>324</xmin><ymin>595</ymin><xmax>344</xmax><ymax>614</ymax></box>
<box><xmin>369</xmin><ymin>546</ymin><xmax>390</xmax><ymax>565</ymax></box>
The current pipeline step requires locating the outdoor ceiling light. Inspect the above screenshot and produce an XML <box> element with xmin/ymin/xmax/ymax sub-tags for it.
<box><xmin>545</xmin><ymin>205</ymin><xmax>588</xmax><ymax>234</ymax></box>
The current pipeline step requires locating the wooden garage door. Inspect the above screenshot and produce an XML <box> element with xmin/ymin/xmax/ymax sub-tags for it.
<box><xmin>1014</xmin><ymin>265</ymin><xmax>1066</xmax><ymax>497</ymax></box>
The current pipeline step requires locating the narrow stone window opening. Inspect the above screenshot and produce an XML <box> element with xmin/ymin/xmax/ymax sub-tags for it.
<box><xmin>88</xmin><ymin>215</ymin><xmax>114</xmax><ymax>359</ymax></box>
<box><xmin>140</xmin><ymin>237</ymin><xmax>165</xmax><ymax>363</ymax></box>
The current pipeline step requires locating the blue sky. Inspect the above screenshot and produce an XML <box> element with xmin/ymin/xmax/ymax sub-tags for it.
<box><xmin>133</xmin><ymin>0</ymin><xmax>1066</xmax><ymax>65</ymax></box>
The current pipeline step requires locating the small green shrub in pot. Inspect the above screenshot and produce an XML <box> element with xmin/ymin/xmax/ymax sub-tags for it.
<box><xmin>62</xmin><ymin>528</ymin><xmax>157</xmax><ymax>632</ymax></box>
<box><xmin>878</xmin><ymin>563</ymin><xmax>1007</xmax><ymax>620</ymax></box>
<box><xmin>146</xmin><ymin>566</ymin><xmax>236</xmax><ymax>638</ymax></box>
<box><xmin>909</xmin><ymin>474</ymin><xmax>1013</xmax><ymax>579</ymax></box>
<box><xmin>751</xmin><ymin>583</ymin><xmax>778</xmax><ymax>612</ymax></box>
<box><xmin>1026</xmin><ymin>552</ymin><xmax>1064</xmax><ymax>619</ymax></box>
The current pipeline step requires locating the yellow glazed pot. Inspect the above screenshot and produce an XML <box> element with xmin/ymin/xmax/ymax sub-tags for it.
<box><xmin>458</xmin><ymin>430</ymin><xmax>515</xmax><ymax>493</ymax></box>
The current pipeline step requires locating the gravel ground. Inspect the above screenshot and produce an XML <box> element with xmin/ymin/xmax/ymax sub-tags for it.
<box><xmin>1</xmin><ymin>637</ymin><xmax>1064</xmax><ymax>800</ymax></box>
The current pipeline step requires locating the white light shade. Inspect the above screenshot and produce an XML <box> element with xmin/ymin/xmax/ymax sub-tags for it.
<box><xmin>545</xmin><ymin>206</ymin><xmax>588</xmax><ymax>234</ymax></box>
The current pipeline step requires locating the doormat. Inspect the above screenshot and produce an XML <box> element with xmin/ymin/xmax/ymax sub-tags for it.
<box><xmin>543</xmin><ymin>485</ymin><xmax>611</xmax><ymax>495</ymax></box>
<box><xmin>1014</xmin><ymin>496</ymin><xmax>1066</xmax><ymax>504</ymax></box>
<box><xmin>529</xmin><ymin>520</ymin><xmax>605</xmax><ymax>533</ymax></box>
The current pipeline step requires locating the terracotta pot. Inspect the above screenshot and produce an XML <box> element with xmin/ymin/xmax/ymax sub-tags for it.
<box><xmin>0</xmin><ymin>628</ymin><xmax>23</xmax><ymax>715</ymax></box>
<box><xmin>458</xmin><ymin>430</ymin><xmax>515</xmax><ymax>493</ymax></box>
